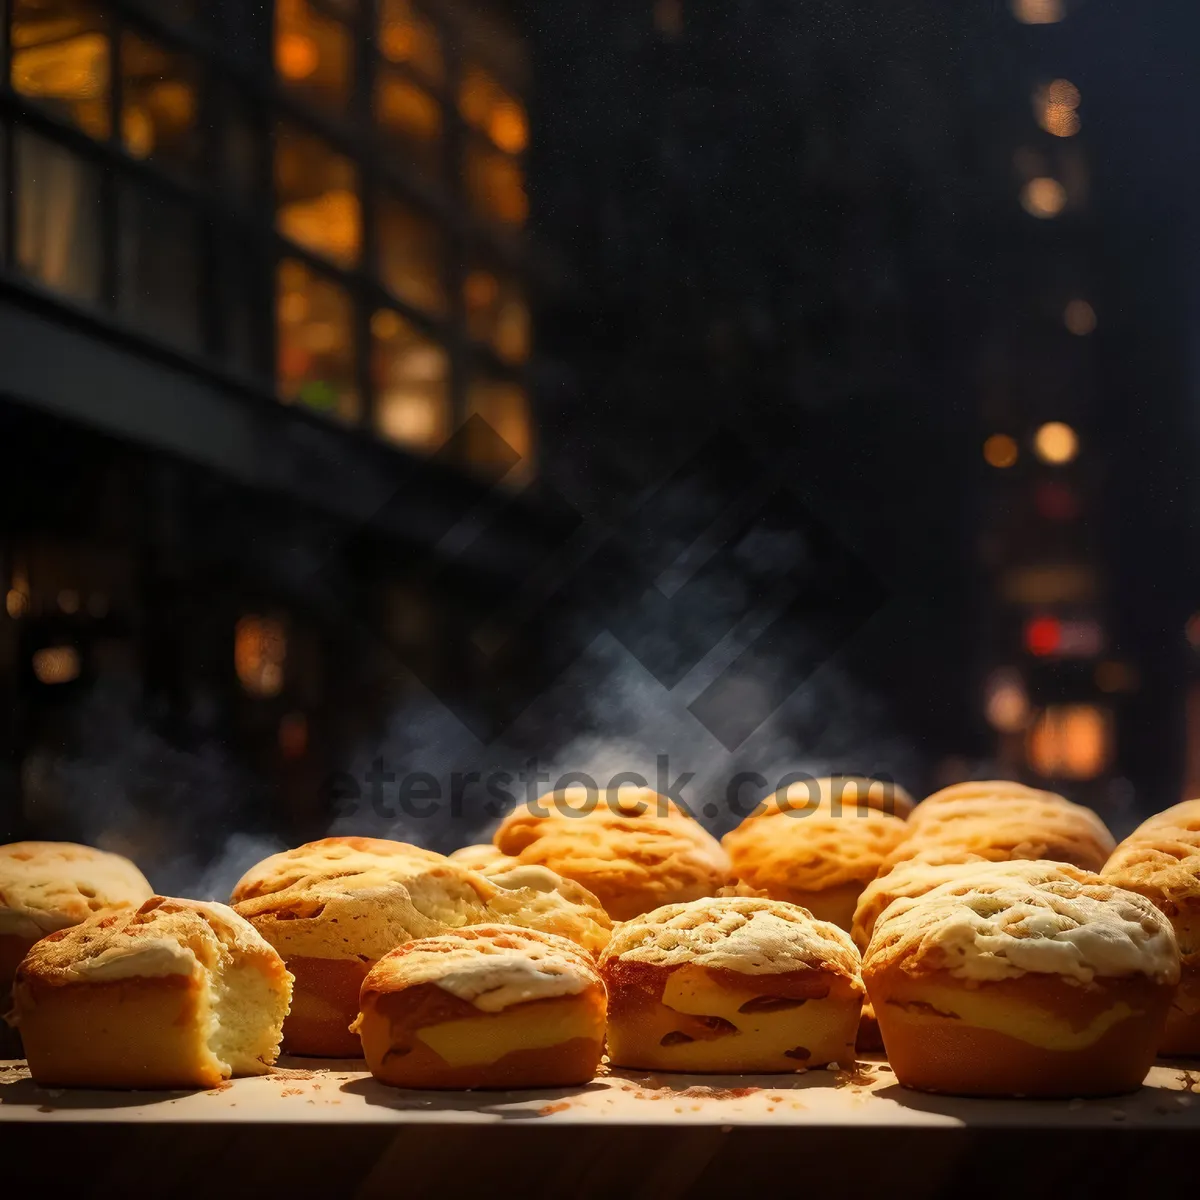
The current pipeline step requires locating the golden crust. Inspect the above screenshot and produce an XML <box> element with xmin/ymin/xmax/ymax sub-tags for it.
<box><xmin>879</xmin><ymin>794</ymin><xmax>1114</xmax><ymax>874</ymax></box>
<box><xmin>862</xmin><ymin>860</ymin><xmax>1180</xmax><ymax>985</ymax></box>
<box><xmin>851</xmin><ymin>858</ymin><xmax>1092</xmax><ymax>951</ymax></box>
<box><xmin>493</xmin><ymin>786</ymin><xmax>691</xmax><ymax>854</ymax></box>
<box><xmin>722</xmin><ymin>806</ymin><xmax>909</xmax><ymax>897</ymax></box>
<box><xmin>361</xmin><ymin>925</ymin><xmax>602</xmax><ymax>1008</ymax></box>
<box><xmin>232</xmin><ymin>837</ymin><xmax>610</xmax><ymax>961</ymax></box>
<box><xmin>909</xmin><ymin>780</ymin><xmax>1070</xmax><ymax>825</ymax></box>
<box><xmin>600</xmin><ymin>896</ymin><xmax>863</xmax><ymax>985</ymax></box>
<box><xmin>744</xmin><ymin>777</ymin><xmax>915</xmax><ymax>821</ymax></box>
<box><xmin>448</xmin><ymin>844</ymin><xmax>518</xmax><ymax>871</ymax></box>
<box><xmin>17</xmin><ymin>895</ymin><xmax>286</xmax><ymax>985</ymax></box>
<box><xmin>492</xmin><ymin>792</ymin><xmax>731</xmax><ymax>922</ymax></box>
<box><xmin>1103</xmin><ymin>800</ymin><xmax>1200</xmax><ymax>969</ymax></box>
<box><xmin>0</xmin><ymin>841</ymin><xmax>153</xmax><ymax>938</ymax></box>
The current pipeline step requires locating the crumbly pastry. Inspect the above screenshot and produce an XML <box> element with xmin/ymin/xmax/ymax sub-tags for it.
<box><xmin>908</xmin><ymin>779</ymin><xmax>1069</xmax><ymax>826</ymax></box>
<box><xmin>1103</xmin><ymin>799</ymin><xmax>1200</xmax><ymax>1054</ymax></box>
<box><xmin>879</xmin><ymin>790</ymin><xmax>1115</xmax><ymax>875</ymax></box>
<box><xmin>744</xmin><ymin>776</ymin><xmax>915</xmax><ymax>821</ymax></box>
<box><xmin>721</xmin><ymin>801</ymin><xmax>909</xmax><ymax>930</ymax></box>
<box><xmin>448</xmin><ymin>844</ymin><xmax>518</xmax><ymax>872</ymax></box>
<box><xmin>0</xmin><ymin>840</ymin><xmax>154</xmax><ymax>1052</ymax></box>
<box><xmin>862</xmin><ymin>860</ymin><xmax>1180</xmax><ymax>1096</ymax></box>
<box><xmin>600</xmin><ymin>896</ymin><xmax>864</xmax><ymax>1072</ymax></box>
<box><xmin>352</xmin><ymin>925</ymin><xmax>606</xmax><ymax>1088</ymax></box>
<box><xmin>492</xmin><ymin>788</ymin><xmax>731</xmax><ymax>921</ymax></box>
<box><xmin>232</xmin><ymin>836</ymin><xmax>610</xmax><ymax>1055</ymax></box>
<box><xmin>12</xmin><ymin>896</ymin><xmax>292</xmax><ymax>1089</ymax></box>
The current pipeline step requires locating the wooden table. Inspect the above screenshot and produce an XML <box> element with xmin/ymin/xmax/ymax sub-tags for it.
<box><xmin>2</xmin><ymin>1057</ymin><xmax>1197</xmax><ymax>1198</ymax></box>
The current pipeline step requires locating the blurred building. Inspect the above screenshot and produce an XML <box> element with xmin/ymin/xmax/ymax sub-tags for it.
<box><xmin>0</xmin><ymin>0</ymin><xmax>546</xmax><ymax>848</ymax></box>
<box><xmin>972</xmin><ymin>0</ymin><xmax>1197</xmax><ymax>825</ymax></box>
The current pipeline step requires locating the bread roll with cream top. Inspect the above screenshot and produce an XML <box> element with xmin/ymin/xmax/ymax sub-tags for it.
<box><xmin>492</xmin><ymin>787</ymin><xmax>731</xmax><ymax>921</ymax></box>
<box><xmin>880</xmin><ymin>787</ymin><xmax>1114</xmax><ymax>875</ymax></box>
<box><xmin>600</xmin><ymin>896</ymin><xmax>863</xmax><ymax>1072</ymax></box>
<box><xmin>722</xmin><ymin>787</ymin><xmax>909</xmax><ymax>929</ymax></box>
<box><xmin>12</xmin><ymin>896</ymin><xmax>291</xmax><ymax>1089</ymax></box>
<box><xmin>352</xmin><ymin>925</ymin><xmax>606</xmax><ymax>1088</ymax></box>
<box><xmin>232</xmin><ymin>836</ymin><xmax>609</xmax><ymax>1055</ymax></box>
<box><xmin>862</xmin><ymin>860</ymin><xmax>1180</xmax><ymax>1096</ymax></box>
<box><xmin>0</xmin><ymin>840</ymin><xmax>153</xmax><ymax>1053</ymax></box>
<box><xmin>1104</xmin><ymin>798</ymin><xmax>1200</xmax><ymax>1054</ymax></box>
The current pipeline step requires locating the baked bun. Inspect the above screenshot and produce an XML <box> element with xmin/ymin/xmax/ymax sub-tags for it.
<box><xmin>744</xmin><ymin>776</ymin><xmax>914</xmax><ymax>821</ymax></box>
<box><xmin>448</xmin><ymin>844</ymin><xmax>517</xmax><ymax>871</ymax></box>
<box><xmin>880</xmin><ymin>787</ymin><xmax>1114</xmax><ymax>875</ymax></box>
<box><xmin>721</xmin><ymin>791</ymin><xmax>909</xmax><ymax>929</ymax></box>
<box><xmin>1103</xmin><ymin>799</ymin><xmax>1200</xmax><ymax>1054</ymax></box>
<box><xmin>862</xmin><ymin>860</ymin><xmax>1180</xmax><ymax>1096</ymax></box>
<box><xmin>13</xmin><ymin>896</ymin><xmax>291</xmax><ymax>1089</ymax></box>
<box><xmin>600</xmin><ymin>896</ymin><xmax>863</xmax><ymax>1072</ymax></box>
<box><xmin>352</xmin><ymin>925</ymin><xmax>605</xmax><ymax>1088</ymax></box>
<box><xmin>909</xmin><ymin>779</ymin><xmax>1068</xmax><ymax>824</ymax></box>
<box><xmin>232</xmin><ymin>836</ymin><xmax>609</xmax><ymax>1055</ymax></box>
<box><xmin>492</xmin><ymin>788</ymin><xmax>731</xmax><ymax>921</ymax></box>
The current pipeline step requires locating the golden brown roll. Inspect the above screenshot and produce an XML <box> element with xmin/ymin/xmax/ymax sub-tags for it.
<box><xmin>909</xmin><ymin>779</ymin><xmax>1069</xmax><ymax>825</ymax></box>
<box><xmin>1103</xmin><ymin>799</ymin><xmax>1200</xmax><ymax>1054</ymax></box>
<box><xmin>862</xmin><ymin>860</ymin><xmax>1180</xmax><ymax>1096</ymax></box>
<box><xmin>232</xmin><ymin>836</ymin><xmax>610</xmax><ymax>1056</ymax></box>
<box><xmin>879</xmin><ymin>786</ymin><xmax>1115</xmax><ymax>875</ymax></box>
<box><xmin>744</xmin><ymin>776</ymin><xmax>914</xmax><ymax>821</ymax></box>
<box><xmin>722</xmin><ymin>787</ymin><xmax>909</xmax><ymax>929</ymax></box>
<box><xmin>448</xmin><ymin>844</ymin><xmax>517</xmax><ymax>872</ymax></box>
<box><xmin>492</xmin><ymin>787</ymin><xmax>731</xmax><ymax>921</ymax></box>
<box><xmin>0</xmin><ymin>840</ymin><xmax>153</xmax><ymax>1051</ymax></box>
<box><xmin>351</xmin><ymin>925</ymin><xmax>606</xmax><ymax>1089</ymax></box>
<box><xmin>600</xmin><ymin>896</ymin><xmax>863</xmax><ymax>1072</ymax></box>
<box><xmin>12</xmin><ymin>896</ymin><xmax>292</xmax><ymax>1089</ymax></box>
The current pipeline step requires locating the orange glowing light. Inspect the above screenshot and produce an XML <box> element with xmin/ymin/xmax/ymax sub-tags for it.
<box><xmin>1025</xmin><ymin>615</ymin><xmax>1062</xmax><ymax>657</ymax></box>
<box><xmin>1064</xmin><ymin>299</ymin><xmax>1096</xmax><ymax>335</ymax></box>
<box><xmin>1021</xmin><ymin>177</ymin><xmax>1067</xmax><ymax>218</ymax></box>
<box><xmin>1034</xmin><ymin>421</ymin><xmax>1078</xmax><ymax>465</ymax></box>
<box><xmin>1011</xmin><ymin>0</ymin><xmax>1064</xmax><ymax>23</ymax></box>
<box><xmin>1027</xmin><ymin>705</ymin><xmax>1110</xmax><ymax>780</ymax></box>
<box><xmin>279</xmin><ymin>711</ymin><xmax>308</xmax><ymax>758</ymax></box>
<box><xmin>983</xmin><ymin>433</ymin><xmax>1019</xmax><ymax>468</ymax></box>
<box><xmin>235</xmin><ymin>615</ymin><xmax>287</xmax><ymax>697</ymax></box>
<box><xmin>33</xmin><ymin>645</ymin><xmax>81</xmax><ymax>685</ymax></box>
<box><xmin>489</xmin><ymin>103</ymin><xmax>528</xmax><ymax>154</ymax></box>
<box><xmin>277</xmin><ymin>33</ymin><xmax>319</xmax><ymax>81</ymax></box>
<box><xmin>6</xmin><ymin>589</ymin><xmax>29</xmax><ymax>619</ymax></box>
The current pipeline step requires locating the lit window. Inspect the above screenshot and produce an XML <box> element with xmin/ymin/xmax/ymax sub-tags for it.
<box><xmin>466</xmin><ymin>377</ymin><xmax>534</xmax><ymax>480</ymax></box>
<box><xmin>1011</xmin><ymin>0</ymin><xmax>1064</xmax><ymax>23</ymax></box>
<box><xmin>379</xmin><ymin>0</ymin><xmax>443</xmax><ymax>85</ymax></box>
<box><xmin>460</xmin><ymin>63</ymin><xmax>528</xmax><ymax>154</ymax></box>
<box><xmin>235</xmin><ymin>615</ymin><xmax>287</xmax><ymax>698</ymax></box>
<box><xmin>984</xmin><ymin>669</ymin><xmax>1029</xmax><ymax>733</ymax></box>
<box><xmin>371</xmin><ymin>309</ymin><xmax>449</xmax><ymax>452</ymax></box>
<box><xmin>117</xmin><ymin>183</ymin><xmax>202</xmax><ymax>351</ymax></box>
<box><xmin>275</xmin><ymin>124</ymin><xmax>361</xmax><ymax>267</ymax></box>
<box><xmin>14</xmin><ymin>129</ymin><xmax>102</xmax><ymax>304</ymax></box>
<box><xmin>1027</xmin><ymin>705</ymin><xmax>1110</xmax><ymax>780</ymax></box>
<box><xmin>376</xmin><ymin>195</ymin><xmax>446</xmax><ymax>315</ymax></box>
<box><xmin>11</xmin><ymin>0</ymin><xmax>110</xmax><ymax>139</ymax></box>
<box><xmin>376</xmin><ymin>70</ymin><xmax>442</xmax><ymax>180</ymax></box>
<box><xmin>465</xmin><ymin>268</ymin><xmax>530</xmax><ymax>363</ymax></box>
<box><xmin>464</xmin><ymin>141</ymin><xmax>528</xmax><ymax>226</ymax></box>
<box><xmin>277</xmin><ymin>258</ymin><xmax>360</xmax><ymax>423</ymax></box>
<box><xmin>275</xmin><ymin>0</ymin><xmax>351</xmax><ymax>112</ymax></box>
<box><xmin>121</xmin><ymin>34</ymin><xmax>199</xmax><ymax>173</ymax></box>
<box><xmin>1021</xmin><ymin>177</ymin><xmax>1067</xmax><ymax>218</ymax></box>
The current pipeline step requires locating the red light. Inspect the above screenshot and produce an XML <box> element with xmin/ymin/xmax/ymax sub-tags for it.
<box><xmin>1026</xmin><ymin>615</ymin><xmax>1062</xmax><ymax>656</ymax></box>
